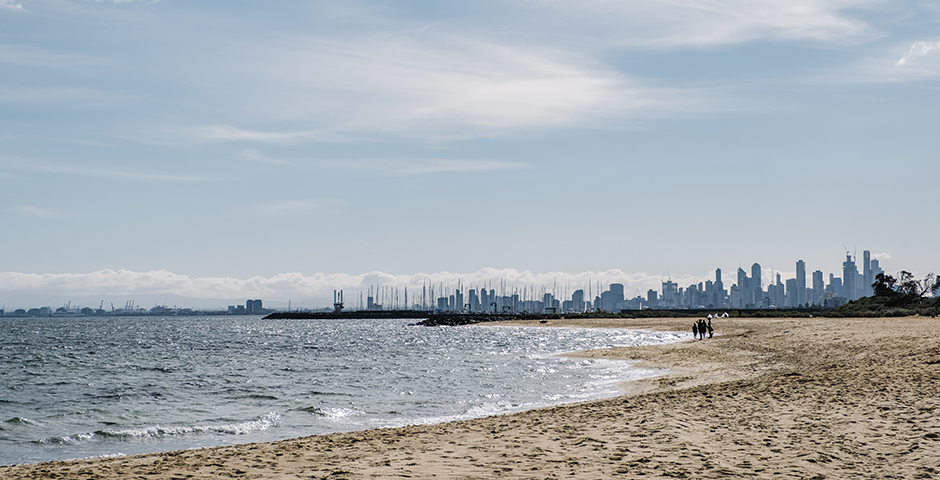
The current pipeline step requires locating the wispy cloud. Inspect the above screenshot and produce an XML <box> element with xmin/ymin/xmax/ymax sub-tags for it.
<box><xmin>216</xmin><ymin>36</ymin><xmax>703</xmax><ymax>140</ymax></box>
<box><xmin>0</xmin><ymin>0</ymin><xmax>28</xmax><ymax>13</ymax></box>
<box><xmin>815</xmin><ymin>39</ymin><xmax>940</xmax><ymax>84</ymax></box>
<box><xmin>187</xmin><ymin>125</ymin><xmax>346</xmax><ymax>143</ymax></box>
<box><xmin>896</xmin><ymin>41</ymin><xmax>940</xmax><ymax>66</ymax></box>
<box><xmin>240</xmin><ymin>149</ymin><xmax>292</xmax><ymax>165</ymax></box>
<box><xmin>251</xmin><ymin>199</ymin><xmax>344</xmax><ymax>217</ymax></box>
<box><xmin>16</xmin><ymin>205</ymin><xmax>58</xmax><ymax>217</ymax></box>
<box><xmin>0</xmin><ymin>156</ymin><xmax>221</xmax><ymax>182</ymax></box>
<box><xmin>327</xmin><ymin>158</ymin><xmax>529</xmax><ymax>176</ymax></box>
<box><xmin>538</xmin><ymin>0</ymin><xmax>878</xmax><ymax>48</ymax></box>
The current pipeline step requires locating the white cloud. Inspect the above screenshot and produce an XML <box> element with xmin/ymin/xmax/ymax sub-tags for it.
<box><xmin>0</xmin><ymin>0</ymin><xmax>27</xmax><ymax>13</ymax></box>
<box><xmin>0</xmin><ymin>268</ymin><xmax>708</xmax><ymax>304</ymax></box>
<box><xmin>818</xmin><ymin>40</ymin><xmax>940</xmax><ymax>84</ymax></box>
<box><xmin>219</xmin><ymin>36</ymin><xmax>700</xmax><ymax>139</ymax></box>
<box><xmin>16</xmin><ymin>205</ymin><xmax>58</xmax><ymax>217</ymax></box>
<box><xmin>327</xmin><ymin>158</ymin><xmax>529</xmax><ymax>176</ymax></box>
<box><xmin>538</xmin><ymin>0</ymin><xmax>878</xmax><ymax>47</ymax></box>
<box><xmin>872</xmin><ymin>252</ymin><xmax>891</xmax><ymax>261</ymax></box>
<box><xmin>896</xmin><ymin>41</ymin><xmax>940</xmax><ymax>66</ymax></box>
<box><xmin>188</xmin><ymin>125</ymin><xmax>346</xmax><ymax>143</ymax></box>
<box><xmin>240</xmin><ymin>149</ymin><xmax>291</xmax><ymax>165</ymax></box>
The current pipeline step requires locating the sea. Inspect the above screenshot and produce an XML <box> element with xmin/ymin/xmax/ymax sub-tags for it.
<box><xmin>0</xmin><ymin>315</ymin><xmax>686</xmax><ymax>466</ymax></box>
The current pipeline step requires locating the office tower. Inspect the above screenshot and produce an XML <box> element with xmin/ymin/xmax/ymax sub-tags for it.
<box><xmin>246</xmin><ymin>299</ymin><xmax>263</xmax><ymax>314</ymax></box>
<box><xmin>785</xmin><ymin>278</ymin><xmax>798</xmax><ymax>307</ymax></box>
<box><xmin>572</xmin><ymin>289</ymin><xmax>585</xmax><ymax>312</ymax></box>
<box><xmin>796</xmin><ymin>260</ymin><xmax>806</xmax><ymax>306</ymax></box>
<box><xmin>863</xmin><ymin>250</ymin><xmax>872</xmax><ymax>296</ymax></box>
<box><xmin>812</xmin><ymin>270</ymin><xmax>824</xmax><ymax>305</ymax></box>
<box><xmin>750</xmin><ymin>263</ymin><xmax>762</xmax><ymax>307</ymax></box>
<box><xmin>771</xmin><ymin>273</ymin><xmax>785</xmax><ymax>307</ymax></box>
<box><xmin>647</xmin><ymin>289</ymin><xmax>658</xmax><ymax>308</ymax></box>
<box><xmin>468</xmin><ymin>289</ymin><xmax>479</xmax><ymax>312</ymax></box>
<box><xmin>610</xmin><ymin>283</ymin><xmax>625</xmax><ymax>302</ymax></box>
<box><xmin>871</xmin><ymin>259</ymin><xmax>883</xmax><ymax>284</ymax></box>
<box><xmin>661</xmin><ymin>281</ymin><xmax>678</xmax><ymax>308</ymax></box>
<box><xmin>714</xmin><ymin>268</ymin><xmax>725</xmax><ymax>307</ymax></box>
<box><xmin>455</xmin><ymin>290</ymin><xmax>463</xmax><ymax>312</ymax></box>
<box><xmin>735</xmin><ymin>268</ymin><xmax>748</xmax><ymax>308</ymax></box>
<box><xmin>843</xmin><ymin>254</ymin><xmax>858</xmax><ymax>301</ymax></box>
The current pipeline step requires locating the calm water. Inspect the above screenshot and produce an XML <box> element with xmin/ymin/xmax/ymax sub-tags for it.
<box><xmin>0</xmin><ymin>316</ymin><xmax>685</xmax><ymax>465</ymax></box>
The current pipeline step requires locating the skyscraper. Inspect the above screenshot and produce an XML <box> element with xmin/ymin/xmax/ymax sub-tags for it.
<box><xmin>750</xmin><ymin>263</ymin><xmax>762</xmax><ymax>307</ymax></box>
<box><xmin>812</xmin><ymin>270</ymin><xmax>824</xmax><ymax>305</ymax></box>
<box><xmin>796</xmin><ymin>260</ymin><xmax>806</xmax><ymax>306</ymax></box>
<box><xmin>571</xmin><ymin>289</ymin><xmax>585</xmax><ymax>312</ymax></box>
<box><xmin>843</xmin><ymin>254</ymin><xmax>858</xmax><ymax>301</ymax></box>
<box><xmin>712</xmin><ymin>268</ymin><xmax>725</xmax><ymax>307</ymax></box>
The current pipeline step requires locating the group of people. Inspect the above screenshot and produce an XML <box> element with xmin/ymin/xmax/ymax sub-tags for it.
<box><xmin>692</xmin><ymin>317</ymin><xmax>713</xmax><ymax>340</ymax></box>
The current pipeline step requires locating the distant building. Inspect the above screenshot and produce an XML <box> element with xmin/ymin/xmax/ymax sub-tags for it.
<box><xmin>843</xmin><ymin>254</ymin><xmax>858</xmax><ymax>301</ymax></box>
<box><xmin>571</xmin><ymin>289</ymin><xmax>585</xmax><ymax>312</ymax></box>
<box><xmin>812</xmin><ymin>270</ymin><xmax>824</xmax><ymax>305</ymax></box>
<box><xmin>795</xmin><ymin>260</ymin><xmax>806</xmax><ymax>307</ymax></box>
<box><xmin>647</xmin><ymin>289</ymin><xmax>658</xmax><ymax>308</ymax></box>
<box><xmin>246</xmin><ymin>299</ymin><xmax>263</xmax><ymax>314</ymax></box>
<box><xmin>750</xmin><ymin>263</ymin><xmax>762</xmax><ymax>307</ymax></box>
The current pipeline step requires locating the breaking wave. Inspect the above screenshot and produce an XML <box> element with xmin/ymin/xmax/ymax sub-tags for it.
<box><xmin>35</xmin><ymin>412</ymin><xmax>280</xmax><ymax>445</ymax></box>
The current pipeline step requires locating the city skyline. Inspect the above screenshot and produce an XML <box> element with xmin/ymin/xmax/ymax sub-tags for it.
<box><xmin>2</xmin><ymin>2</ymin><xmax>939</xmax><ymax>284</ymax></box>
<box><xmin>0</xmin><ymin>248</ymin><xmax>912</xmax><ymax>313</ymax></box>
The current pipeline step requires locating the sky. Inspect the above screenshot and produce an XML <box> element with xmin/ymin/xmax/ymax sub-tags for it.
<box><xmin>2</xmin><ymin>0</ymin><xmax>939</xmax><ymax>309</ymax></box>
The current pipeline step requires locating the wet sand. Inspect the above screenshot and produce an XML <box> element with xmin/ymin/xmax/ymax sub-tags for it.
<box><xmin>3</xmin><ymin>316</ymin><xmax>939</xmax><ymax>479</ymax></box>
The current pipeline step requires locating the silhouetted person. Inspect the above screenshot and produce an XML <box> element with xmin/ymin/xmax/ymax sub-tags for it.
<box><xmin>707</xmin><ymin>318</ymin><xmax>713</xmax><ymax>338</ymax></box>
<box><xmin>692</xmin><ymin>322</ymin><xmax>698</xmax><ymax>340</ymax></box>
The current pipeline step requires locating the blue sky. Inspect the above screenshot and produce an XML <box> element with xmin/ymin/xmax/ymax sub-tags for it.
<box><xmin>2</xmin><ymin>0</ymin><xmax>938</xmax><ymax>307</ymax></box>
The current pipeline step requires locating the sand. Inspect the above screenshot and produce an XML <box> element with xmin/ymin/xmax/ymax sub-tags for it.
<box><xmin>3</xmin><ymin>316</ymin><xmax>939</xmax><ymax>479</ymax></box>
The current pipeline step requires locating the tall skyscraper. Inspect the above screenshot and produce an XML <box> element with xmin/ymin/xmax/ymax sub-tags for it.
<box><xmin>468</xmin><ymin>289</ymin><xmax>479</xmax><ymax>312</ymax></box>
<box><xmin>713</xmin><ymin>268</ymin><xmax>725</xmax><ymax>307</ymax></box>
<box><xmin>610</xmin><ymin>283</ymin><xmax>625</xmax><ymax>302</ymax></box>
<box><xmin>843</xmin><ymin>254</ymin><xmax>858</xmax><ymax>301</ymax></box>
<box><xmin>785</xmin><ymin>278</ymin><xmax>798</xmax><ymax>307</ymax></box>
<box><xmin>796</xmin><ymin>260</ymin><xmax>806</xmax><ymax>306</ymax></box>
<box><xmin>862</xmin><ymin>250</ymin><xmax>872</xmax><ymax>296</ymax></box>
<box><xmin>571</xmin><ymin>289</ymin><xmax>585</xmax><ymax>312</ymax></box>
<box><xmin>812</xmin><ymin>270</ymin><xmax>824</xmax><ymax>305</ymax></box>
<box><xmin>871</xmin><ymin>259</ymin><xmax>883</xmax><ymax>283</ymax></box>
<box><xmin>750</xmin><ymin>263</ymin><xmax>762</xmax><ymax>307</ymax></box>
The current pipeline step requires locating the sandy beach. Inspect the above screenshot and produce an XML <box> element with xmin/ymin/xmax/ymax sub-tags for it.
<box><xmin>4</xmin><ymin>316</ymin><xmax>939</xmax><ymax>479</ymax></box>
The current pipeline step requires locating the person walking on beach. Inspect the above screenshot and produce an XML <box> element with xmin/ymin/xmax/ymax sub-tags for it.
<box><xmin>692</xmin><ymin>322</ymin><xmax>699</xmax><ymax>340</ymax></box>
<box><xmin>707</xmin><ymin>318</ymin><xmax>714</xmax><ymax>338</ymax></box>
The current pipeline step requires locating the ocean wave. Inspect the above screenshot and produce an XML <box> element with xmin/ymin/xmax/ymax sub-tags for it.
<box><xmin>34</xmin><ymin>412</ymin><xmax>281</xmax><ymax>445</ymax></box>
<box><xmin>295</xmin><ymin>406</ymin><xmax>363</xmax><ymax>418</ymax></box>
<box><xmin>5</xmin><ymin>417</ymin><xmax>41</xmax><ymax>426</ymax></box>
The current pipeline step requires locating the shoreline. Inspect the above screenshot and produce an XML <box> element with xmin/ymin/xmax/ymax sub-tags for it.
<box><xmin>3</xmin><ymin>316</ymin><xmax>939</xmax><ymax>479</ymax></box>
